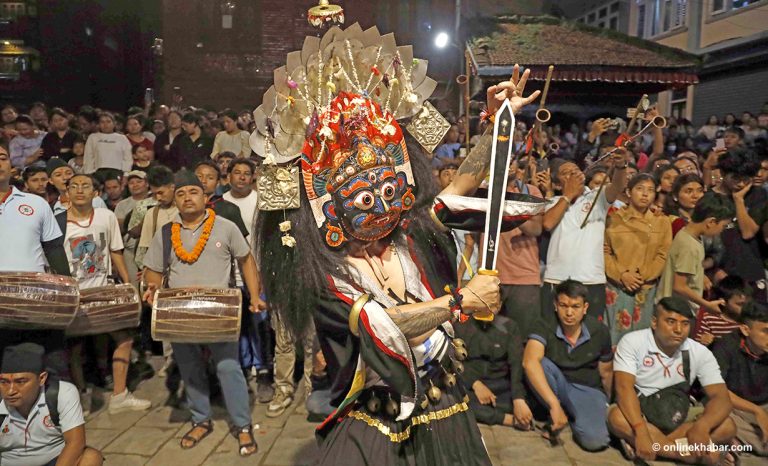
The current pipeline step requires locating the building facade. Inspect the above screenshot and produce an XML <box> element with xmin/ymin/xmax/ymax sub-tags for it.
<box><xmin>559</xmin><ymin>0</ymin><xmax>768</xmax><ymax>126</ymax></box>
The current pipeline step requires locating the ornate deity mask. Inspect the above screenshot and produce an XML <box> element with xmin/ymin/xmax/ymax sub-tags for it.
<box><xmin>249</xmin><ymin>24</ymin><xmax>448</xmax><ymax>248</ymax></box>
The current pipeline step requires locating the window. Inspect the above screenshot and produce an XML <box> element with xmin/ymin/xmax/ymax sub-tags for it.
<box><xmin>670</xmin><ymin>88</ymin><xmax>687</xmax><ymax>121</ymax></box>
<box><xmin>712</xmin><ymin>0</ymin><xmax>763</xmax><ymax>15</ymax></box>
<box><xmin>0</xmin><ymin>2</ymin><xmax>27</xmax><ymax>21</ymax></box>
<box><xmin>636</xmin><ymin>0</ymin><xmax>688</xmax><ymax>38</ymax></box>
<box><xmin>582</xmin><ymin>2</ymin><xmax>622</xmax><ymax>30</ymax></box>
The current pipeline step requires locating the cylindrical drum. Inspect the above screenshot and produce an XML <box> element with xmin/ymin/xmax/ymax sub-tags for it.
<box><xmin>0</xmin><ymin>272</ymin><xmax>79</xmax><ymax>329</ymax></box>
<box><xmin>66</xmin><ymin>284</ymin><xmax>142</xmax><ymax>336</ymax></box>
<box><xmin>151</xmin><ymin>288</ymin><xmax>241</xmax><ymax>343</ymax></box>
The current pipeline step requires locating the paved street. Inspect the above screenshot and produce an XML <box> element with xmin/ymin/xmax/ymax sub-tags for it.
<box><xmin>86</xmin><ymin>358</ymin><xmax>764</xmax><ymax>466</ymax></box>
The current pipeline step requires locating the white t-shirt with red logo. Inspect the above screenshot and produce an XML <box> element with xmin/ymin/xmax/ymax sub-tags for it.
<box><xmin>613</xmin><ymin>328</ymin><xmax>724</xmax><ymax>397</ymax></box>
<box><xmin>0</xmin><ymin>381</ymin><xmax>84</xmax><ymax>466</ymax></box>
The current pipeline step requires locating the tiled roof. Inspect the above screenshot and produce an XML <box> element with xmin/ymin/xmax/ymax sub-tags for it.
<box><xmin>469</xmin><ymin>16</ymin><xmax>699</xmax><ymax>84</ymax></box>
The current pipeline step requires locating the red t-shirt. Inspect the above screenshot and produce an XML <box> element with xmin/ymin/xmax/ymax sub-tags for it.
<box><xmin>496</xmin><ymin>183</ymin><xmax>542</xmax><ymax>285</ymax></box>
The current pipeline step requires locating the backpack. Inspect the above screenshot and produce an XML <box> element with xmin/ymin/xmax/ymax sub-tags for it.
<box><xmin>0</xmin><ymin>378</ymin><xmax>61</xmax><ymax>429</ymax></box>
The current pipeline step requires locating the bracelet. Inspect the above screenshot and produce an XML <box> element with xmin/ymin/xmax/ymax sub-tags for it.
<box><xmin>561</xmin><ymin>196</ymin><xmax>572</xmax><ymax>206</ymax></box>
<box><xmin>444</xmin><ymin>284</ymin><xmax>468</xmax><ymax>323</ymax></box>
<box><xmin>631</xmin><ymin>420</ymin><xmax>646</xmax><ymax>431</ymax></box>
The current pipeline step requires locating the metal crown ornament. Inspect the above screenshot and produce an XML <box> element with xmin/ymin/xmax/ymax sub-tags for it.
<box><xmin>308</xmin><ymin>0</ymin><xmax>345</xmax><ymax>28</ymax></box>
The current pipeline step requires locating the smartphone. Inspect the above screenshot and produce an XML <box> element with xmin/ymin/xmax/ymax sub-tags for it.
<box><xmin>715</xmin><ymin>138</ymin><xmax>725</xmax><ymax>151</ymax></box>
<box><xmin>144</xmin><ymin>88</ymin><xmax>154</xmax><ymax>107</ymax></box>
<box><xmin>536</xmin><ymin>158</ymin><xmax>549</xmax><ymax>172</ymax></box>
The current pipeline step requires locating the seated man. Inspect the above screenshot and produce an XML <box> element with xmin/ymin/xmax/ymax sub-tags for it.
<box><xmin>523</xmin><ymin>279</ymin><xmax>613</xmax><ymax>451</ymax></box>
<box><xmin>712</xmin><ymin>301</ymin><xmax>768</xmax><ymax>456</ymax></box>
<box><xmin>609</xmin><ymin>297</ymin><xmax>736</xmax><ymax>464</ymax></box>
<box><xmin>456</xmin><ymin>308</ymin><xmax>532</xmax><ymax>429</ymax></box>
<box><xmin>0</xmin><ymin>344</ymin><xmax>102</xmax><ymax>466</ymax></box>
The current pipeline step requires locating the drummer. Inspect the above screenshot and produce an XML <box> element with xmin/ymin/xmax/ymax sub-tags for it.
<box><xmin>142</xmin><ymin>171</ymin><xmax>264</xmax><ymax>457</ymax></box>
<box><xmin>0</xmin><ymin>145</ymin><xmax>71</xmax><ymax>379</ymax></box>
<box><xmin>56</xmin><ymin>173</ymin><xmax>151</xmax><ymax>415</ymax></box>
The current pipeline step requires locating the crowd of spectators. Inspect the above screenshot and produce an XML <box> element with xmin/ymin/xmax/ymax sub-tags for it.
<box><xmin>0</xmin><ymin>97</ymin><xmax>767</xmax><ymax>464</ymax></box>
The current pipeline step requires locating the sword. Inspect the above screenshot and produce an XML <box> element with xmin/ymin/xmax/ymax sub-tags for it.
<box><xmin>476</xmin><ymin>99</ymin><xmax>515</xmax><ymax>321</ymax></box>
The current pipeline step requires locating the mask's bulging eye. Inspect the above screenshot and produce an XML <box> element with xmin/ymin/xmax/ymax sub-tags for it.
<box><xmin>381</xmin><ymin>182</ymin><xmax>396</xmax><ymax>200</ymax></box>
<box><xmin>368</xmin><ymin>172</ymin><xmax>377</xmax><ymax>183</ymax></box>
<box><xmin>354</xmin><ymin>191</ymin><xmax>375</xmax><ymax>210</ymax></box>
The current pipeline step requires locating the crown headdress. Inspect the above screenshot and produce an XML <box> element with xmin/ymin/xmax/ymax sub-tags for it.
<box><xmin>250</xmin><ymin>24</ymin><xmax>450</xmax><ymax>234</ymax></box>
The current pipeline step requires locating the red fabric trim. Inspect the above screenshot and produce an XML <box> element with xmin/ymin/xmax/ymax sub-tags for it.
<box><xmin>325</xmin><ymin>275</ymin><xmax>354</xmax><ymax>306</ymax></box>
<box><xmin>359</xmin><ymin>308</ymin><xmax>412</xmax><ymax>371</ymax></box>
<box><xmin>0</xmin><ymin>188</ymin><xmax>13</xmax><ymax>206</ymax></box>
<box><xmin>406</xmin><ymin>236</ymin><xmax>435</xmax><ymax>298</ymax></box>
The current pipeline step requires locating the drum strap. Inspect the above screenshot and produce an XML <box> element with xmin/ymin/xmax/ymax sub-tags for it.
<box><xmin>45</xmin><ymin>378</ymin><xmax>61</xmax><ymax>428</ymax></box>
<box><xmin>161</xmin><ymin>223</ymin><xmax>173</xmax><ymax>288</ymax></box>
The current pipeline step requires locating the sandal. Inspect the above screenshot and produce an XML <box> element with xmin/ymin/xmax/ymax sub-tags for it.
<box><xmin>233</xmin><ymin>425</ymin><xmax>258</xmax><ymax>457</ymax></box>
<box><xmin>180</xmin><ymin>420</ymin><xmax>213</xmax><ymax>450</ymax></box>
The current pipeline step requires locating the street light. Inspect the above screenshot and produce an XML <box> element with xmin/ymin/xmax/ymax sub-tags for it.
<box><xmin>434</xmin><ymin>32</ymin><xmax>449</xmax><ymax>49</ymax></box>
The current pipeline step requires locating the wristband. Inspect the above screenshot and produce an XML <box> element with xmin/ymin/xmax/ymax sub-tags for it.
<box><xmin>631</xmin><ymin>421</ymin><xmax>646</xmax><ymax>431</ymax></box>
<box><xmin>444</xmin><ymin>284</ymin><xmax>468</xmax><ymax>323</ymax></box>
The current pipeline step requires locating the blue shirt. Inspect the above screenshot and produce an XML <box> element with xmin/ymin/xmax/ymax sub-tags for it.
<box><xmin>9</xmin><ymin>132</ymin><xmax>47</xmax><ymax>169</ymax></box>
<box><xmin>0</xmin><ymin>187</ymin><xmax>62</xmax><ymax>272</ymax></box>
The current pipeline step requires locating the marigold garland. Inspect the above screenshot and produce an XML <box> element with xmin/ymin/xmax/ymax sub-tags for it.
<box><xmin>172</xmin><ymin>209</ymin><xmax>216</xmax><ymax>264</ymax></box>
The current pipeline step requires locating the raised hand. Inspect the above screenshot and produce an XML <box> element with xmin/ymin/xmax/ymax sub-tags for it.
<box><xmin>486</xmin><ymin>64</ymin><xmax>541</xmax><ymax>116</ymax></box>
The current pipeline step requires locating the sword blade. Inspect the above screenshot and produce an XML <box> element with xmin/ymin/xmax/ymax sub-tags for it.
<box><xmin>480</xmin><ymin>100</ymin><xmax>515</xmax><ymax>272</ymax></box>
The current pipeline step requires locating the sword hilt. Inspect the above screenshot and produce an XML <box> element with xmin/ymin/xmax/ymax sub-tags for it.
<box><xmin>472</xmin><ymin>269</ymin><xmax>498</xmax><ymax>321</ymax></box>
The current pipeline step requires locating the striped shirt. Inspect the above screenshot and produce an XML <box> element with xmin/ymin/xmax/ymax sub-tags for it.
<box><xmin>693</xmin><ymin>308</ymin><xmax>741</xmax><ymax>346</ymax></box>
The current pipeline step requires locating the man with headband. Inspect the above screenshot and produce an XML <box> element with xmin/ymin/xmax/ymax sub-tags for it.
<box><xmin>0</xmin><ymin>343</ymin><xmax>102</xmax><ymax>466</ymax></box>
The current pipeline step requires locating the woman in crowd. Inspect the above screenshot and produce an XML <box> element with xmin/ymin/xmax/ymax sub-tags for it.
<box><xmin>697</xmin><ymin>115</ymin><xmax>720</xmax><ymax>141</ymax></box>
<box><xmin>651</xmin><ymin>165</ymin><xmax>679</xmax><ymax>213</ymax></box>
<box><xmin>125</xmin><ymin>114</ymin><xmax>155</xmax><ymax>156</ymax></box>
<box><xmin>83</xmin><ymin>112</ymin><xmax>133</xmax><ymax>178</ymax></box>
<box><xmin>604</xmin><ymin>173</ymin><xmax>672</xmax><ymax>344</ymax></box>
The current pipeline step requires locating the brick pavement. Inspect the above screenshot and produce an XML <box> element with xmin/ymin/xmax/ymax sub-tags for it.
<box><xmin>86</xmin><ymin>358</ymin><xmax>764</xmax><ymax>466</ymax></box>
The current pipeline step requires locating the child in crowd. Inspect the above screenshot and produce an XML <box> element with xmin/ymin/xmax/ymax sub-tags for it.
<box><xmin>656</xmin><ymin>192</ymin><xmax>735</xmax><ymax>315</ymax></box>
<box><xmin>694</xmin><ymin>275</ymin><xmax>750</xmax><ymax>346</ymax></box>
<box><xmin>67</xmin><ymin>139</ymin><xmax>86</xmax><ymax>174</ymax></box>
<box><xmin>131</xmin><ymin>145</ymin><xmax>154</xmax><ymax>172</ymax></box>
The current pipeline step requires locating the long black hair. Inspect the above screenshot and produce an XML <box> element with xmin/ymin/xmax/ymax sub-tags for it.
<box><xmin>255</xmin><ymin>132</ymin><xmax>454</xmax><ymax>337</ymax></box>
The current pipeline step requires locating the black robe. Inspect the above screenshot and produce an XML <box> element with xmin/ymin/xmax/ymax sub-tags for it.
<box><xmin>312</xmin><ymin>231</ymin><xmax>492</xmax><ymax>466</ymax></box>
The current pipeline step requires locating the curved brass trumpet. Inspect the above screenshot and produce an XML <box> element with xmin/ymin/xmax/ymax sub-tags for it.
<box><xmin>651</xmin><ymin>115</ymin><xmax>667</xmax><ymax>129</ymax></box>
<box><xmin>535</xmin><ymin>65</ymin><xmax>554</xmax><ymax>124</ymax></box>
<box><xmin>456</xmin><ymin>74</ymin><xmax>468</xmax><ymax>85</ymax></box>
<box><xmin>549</xmin><ymin>142</ymin><xmax>559</xmax><ymax>153</ymax></box>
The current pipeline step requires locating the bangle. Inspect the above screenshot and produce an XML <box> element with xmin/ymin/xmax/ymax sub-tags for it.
<box><xmin>561</xmin><ymin>196</ymin><xmax>571</xmax><ymax>206</ymax></box>
<box><xmin>631</xmin><ymin>421</ymin><xmax>646</xmax><ymax>431</ymax></box>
